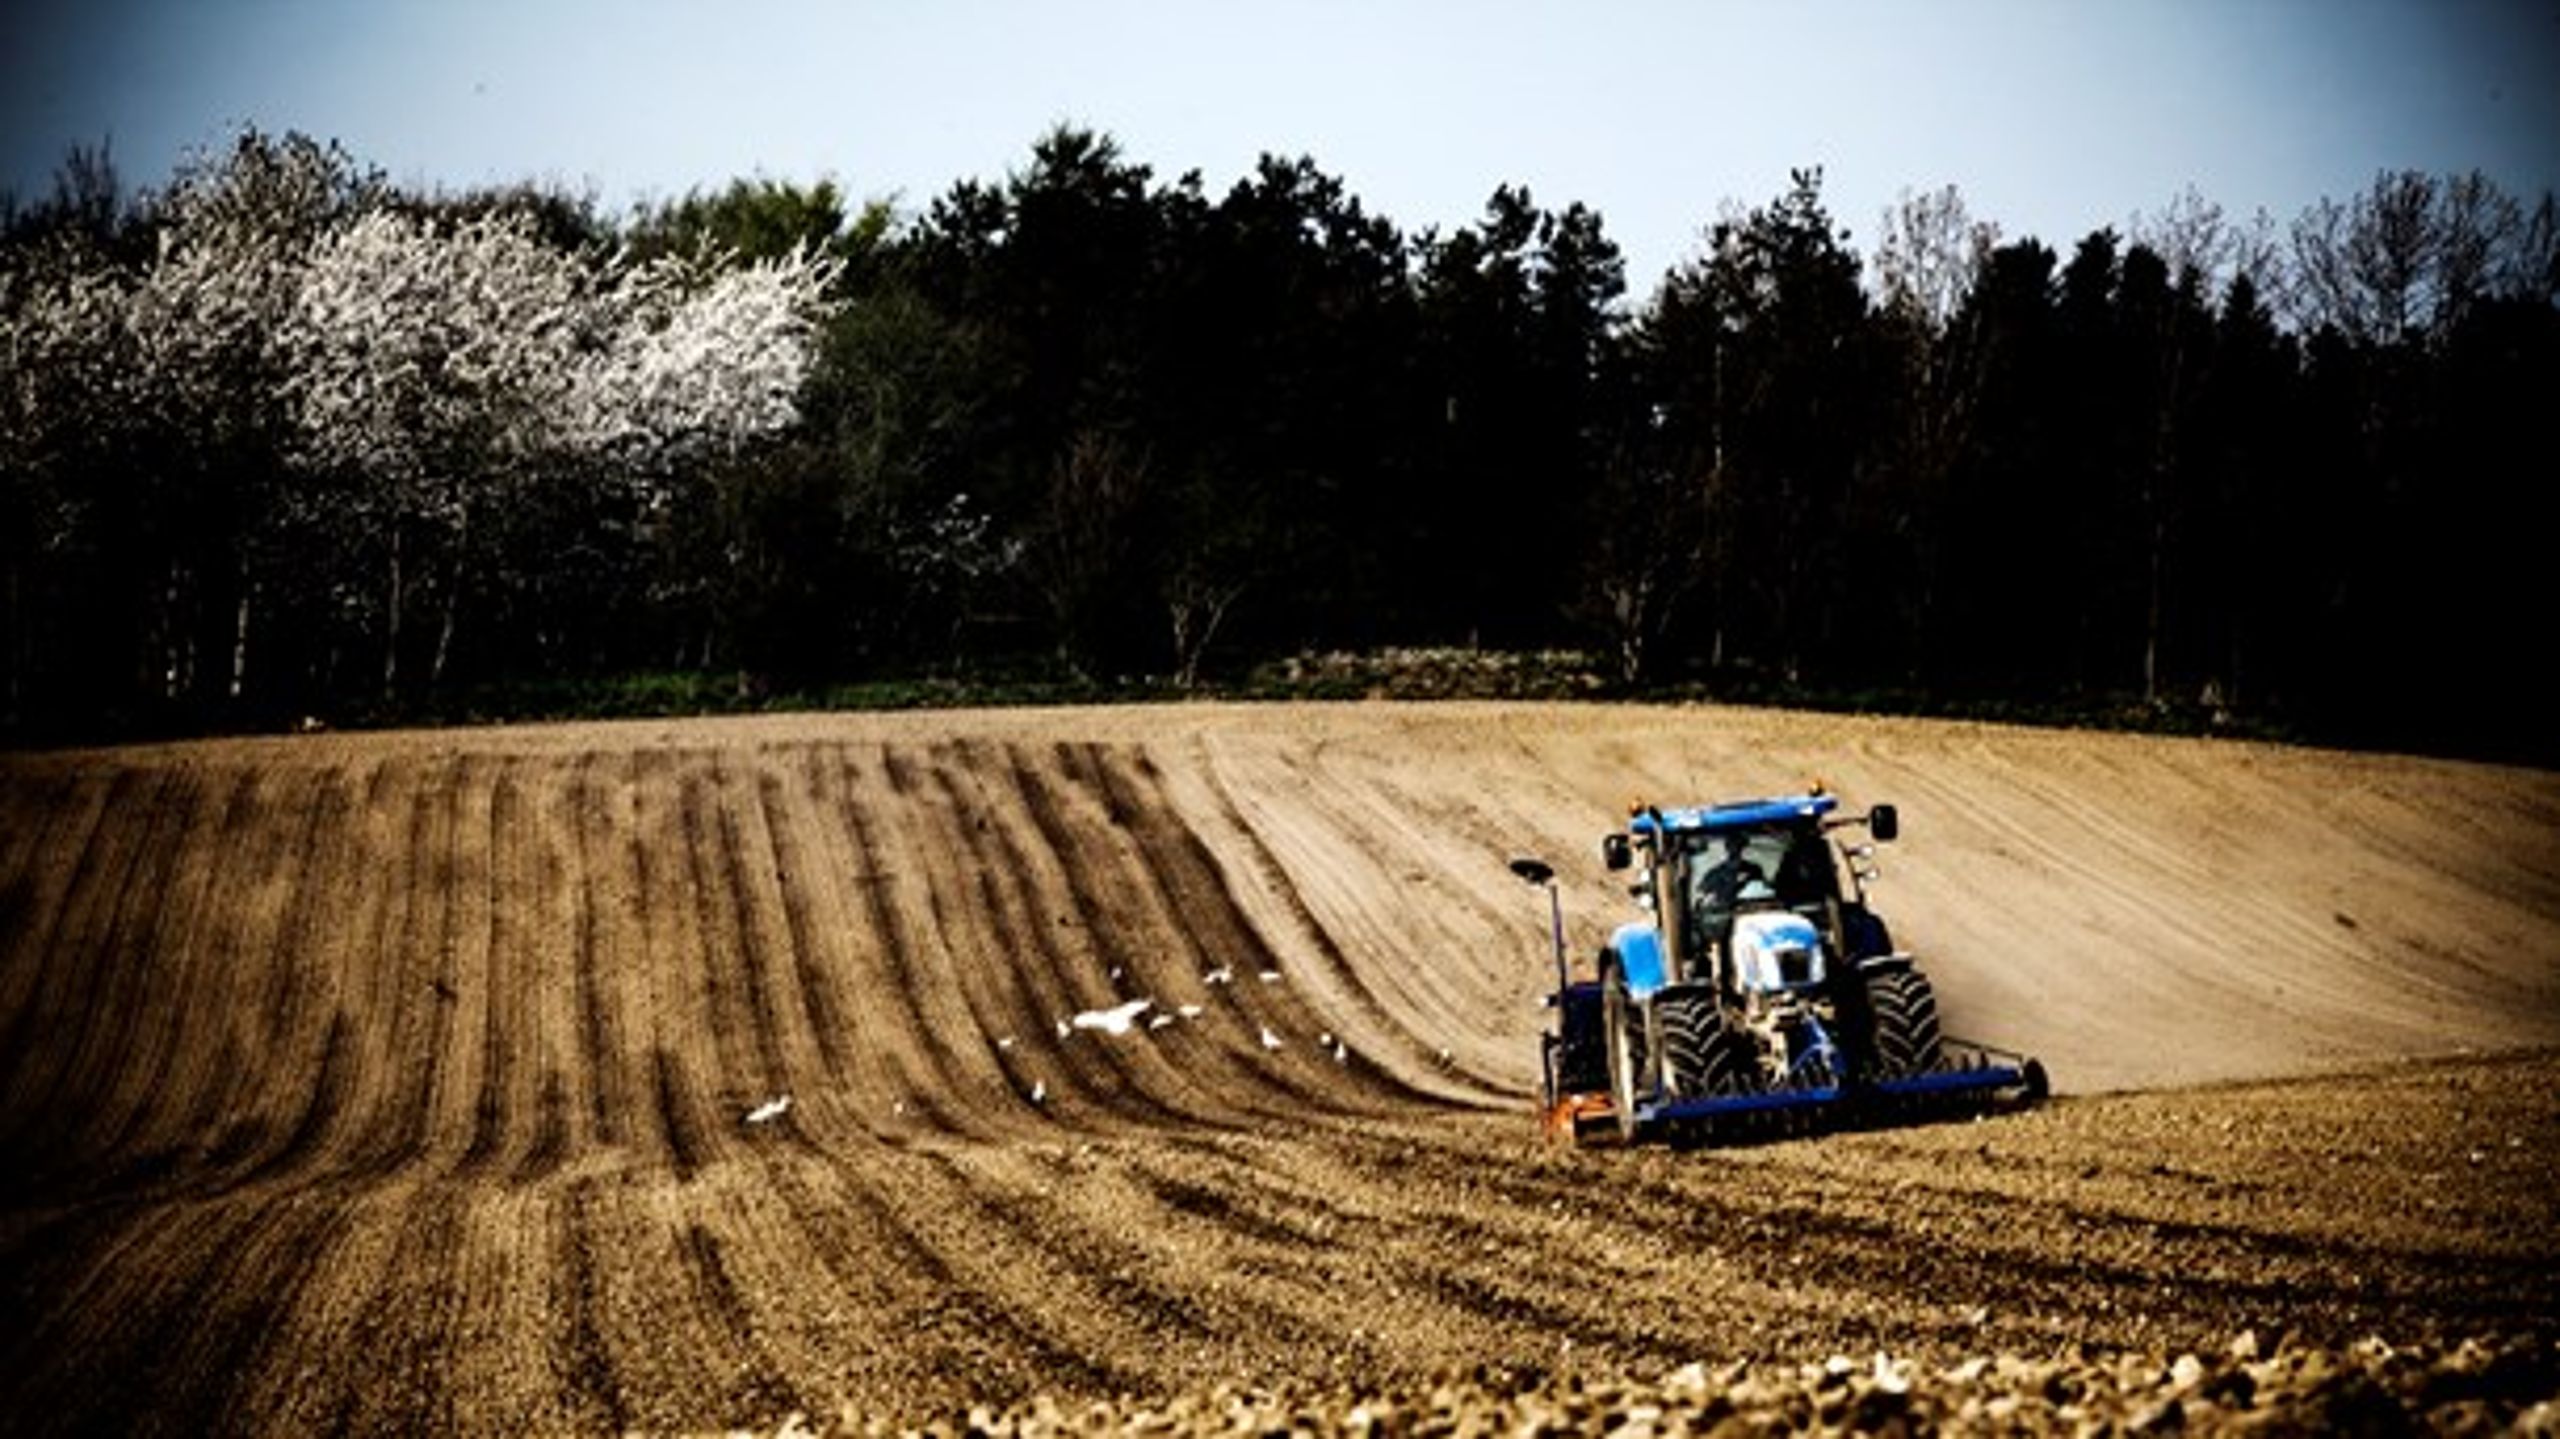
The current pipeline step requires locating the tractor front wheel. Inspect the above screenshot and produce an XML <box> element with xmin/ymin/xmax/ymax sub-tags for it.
<box><xmin>1864</xmin><ymin>966</ymin><xmax>1946</xmax><ymax>1079</ymax></box>
<box><xmin>1659</xmin><ymin>987</ymin><xmax>1755</xmax><ymax>1098</ymax></box>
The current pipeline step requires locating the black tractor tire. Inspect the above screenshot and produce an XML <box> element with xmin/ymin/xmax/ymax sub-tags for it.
<box><xmin>1601</xmin><ymin>963</ymin><xmax>1644</xmax><ymax>1142</ymax></box>
<box><xmin>1865</xmin><ymin>966</ymin><xmax>1945</xmax><ymax>1079</ymax></box>
<box><xmin>1657</xmin><ymin>987</ymin><xmax>1755</xmax><ymax>1098</ymax></box>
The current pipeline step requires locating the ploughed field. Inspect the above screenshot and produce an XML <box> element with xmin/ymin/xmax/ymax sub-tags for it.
<box><xmin>2</xmin><ymin>703</ymin><xmax>2556</xmax><ymax>1433</ymax></box>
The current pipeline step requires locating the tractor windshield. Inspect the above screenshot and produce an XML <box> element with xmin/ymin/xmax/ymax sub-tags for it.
<box><xmin>1680</xmin><ymin>824</ymin><xmax>1836</xmax><ymax>946</ymax></box>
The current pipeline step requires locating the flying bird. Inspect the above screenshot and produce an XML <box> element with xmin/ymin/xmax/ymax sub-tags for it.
<box><xmin>1071</xmin><ymin>997</ymin><xmax>1155</xmax><ymax>1036</ymax></box>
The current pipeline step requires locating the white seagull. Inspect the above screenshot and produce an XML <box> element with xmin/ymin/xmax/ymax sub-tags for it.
<box><xmin>1071</xmin><ymin>997</ymin><xmax>1155</xmax><ymax>1036</ymax></box>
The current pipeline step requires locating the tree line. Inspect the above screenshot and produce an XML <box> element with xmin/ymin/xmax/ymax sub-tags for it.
<box><xmin>4</xmin><ymin>128</ymin><xmax>2553</xmax><ymax>760</ymax></box>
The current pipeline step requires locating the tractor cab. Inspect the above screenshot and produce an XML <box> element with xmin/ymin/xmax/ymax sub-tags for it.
<box><xmin>1603</xmin><ymin>794</ymin><xmax>1899</xmax><ymax>997</ymax></box>
<box><xmin>1674</xmin><ymin>820</ymin><xmax>1841</xmax><ymax>958</ymax></box>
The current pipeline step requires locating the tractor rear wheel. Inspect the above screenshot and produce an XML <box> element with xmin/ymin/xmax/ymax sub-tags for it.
<box><xmin>1658</xmin><ymin>988</ymin><xmax>1754</xmax><ymax>1098</ymax></box>
<box><xmin>1864</xmin><ymin>966</ymin><xmax>1945</xmax><ymax>1079</ymax></box>
<box><xmin>1601</xmin><ymin>964</ymin><xmax>1643</xmax><ymax>1142</ymax></box>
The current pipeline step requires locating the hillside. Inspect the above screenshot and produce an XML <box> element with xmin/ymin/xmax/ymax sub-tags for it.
<box><xmin>2</xmin><ymin>703</ymin><xmax>2554</xmax><ymax>1431</ymax></box>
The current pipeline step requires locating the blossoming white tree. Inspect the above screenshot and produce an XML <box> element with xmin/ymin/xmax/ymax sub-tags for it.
<box><xmin>1</xmin><ymin>132</ymin><xmax>383</xmax><ymax>713</ymax></box>
<box><xmin>575</xmin><ymin>245</ymin><xmax>840</xmax><ymax>467</ymax></box>
<box><xmin>279</xmin><ymin>205</ymin><xmax>838</xmax><ymax>694</ymax></box>
<box><xmin>282</xmin><ymin>206</ymin><xmax>600</xmax><ymax>690</ymax></box>
<box><xmin>0</xmin><ymin>247</ymin><xmax>139</xmax><ymax>716</ymax></box>
<box><xmin>7</xmin><ymin>119</ymin><xmax>843</xmax><ymax>715</ymax></box>
<box><xmin>0</xmin><ymin>254</ymin><xmax>136</xmax><ymax>536</ymax></box>
<box><xmin>131</xmin><ymin>134</ymin><xmax>374</xmax><ymax>700</ymax></box>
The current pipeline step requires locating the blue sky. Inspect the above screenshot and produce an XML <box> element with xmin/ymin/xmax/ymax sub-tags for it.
<box><xmin>6</xmin><ymin>1</ymin><xmax>2556</xmax><ymax>292</ymax></box>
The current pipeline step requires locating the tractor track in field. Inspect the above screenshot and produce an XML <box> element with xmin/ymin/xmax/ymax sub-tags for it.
<box><xmin>2</xmin><ymin>702</ymin><xmax>2557</xmax><ymax>1433</ymax></box>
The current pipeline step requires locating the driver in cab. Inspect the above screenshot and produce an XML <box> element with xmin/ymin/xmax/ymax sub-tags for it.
<box><xmin>1689</xmin><ymin>831</ymin><xmax>1767</xmax><ymax>946</ymax></box>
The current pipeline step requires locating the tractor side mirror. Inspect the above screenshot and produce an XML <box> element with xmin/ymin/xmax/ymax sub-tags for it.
<box><xmin>1508</xmin><ymin>856</ymin><xmax>1555</xmax><ymax>887</ymax></box>
<box><xmin>1869</xmin><ymin>804</ymin><xmax>1899</xmax><ymax>842</ymax></box>
<box><xmin>1601</xmin><ymin>834</ymin><xmax>1632</xmax><ymax>871</ymax></box>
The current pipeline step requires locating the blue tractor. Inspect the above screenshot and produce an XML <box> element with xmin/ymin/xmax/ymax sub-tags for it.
<box><xmin>1512</xmin><ymin>791</ymin><xmax>2045</xmax><ymax>1144</ymax></box>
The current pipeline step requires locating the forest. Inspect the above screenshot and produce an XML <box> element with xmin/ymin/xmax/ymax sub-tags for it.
<box><xmin>3</xmin><ymin>127</ymin><xmax>2552</xmax><ymax>761</ymax></box>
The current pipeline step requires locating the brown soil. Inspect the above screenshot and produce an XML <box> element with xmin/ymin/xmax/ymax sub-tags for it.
<box><xmin>2</xmin><ymin>702</ymin><xmax>2555</xmax><ymax>1433</ymax></box>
